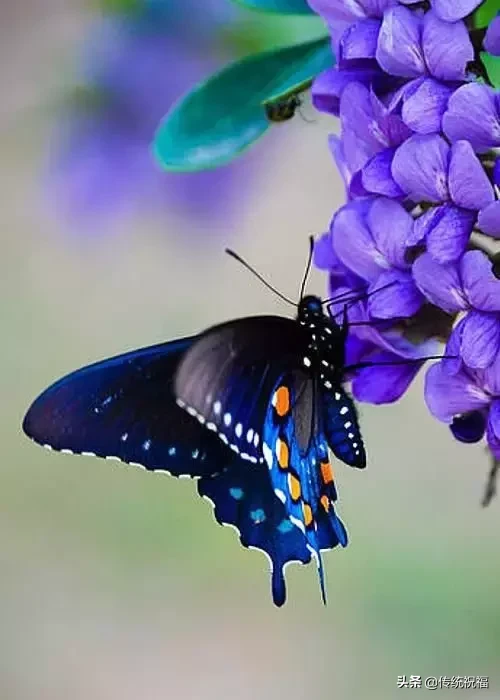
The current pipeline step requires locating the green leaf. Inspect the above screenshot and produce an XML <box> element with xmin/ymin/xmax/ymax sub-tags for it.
<box><xmin>230</xmin><ymin>0</ymin><xmax>315</xmax><ymax>14</ymax></box>
<box><xmin>154</xmin><ymin>36</ymin><xmax>333</xmax><ymax>172</ymax></box>
<box><xmin>481</xmin><ymin>51</ymin><xmax>500</xmax><ymax>87</ymax></box>
<box><xmin>474</xmin><ymin>0</ymin><xmax>500</xmax><ymax>28</ymax></box>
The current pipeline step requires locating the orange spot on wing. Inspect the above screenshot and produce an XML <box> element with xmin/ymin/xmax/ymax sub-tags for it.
<box><xmin>274</xmin><ymin>386</ymin><xmax>290</xmax><ymax>417</ymax></box>
<box><xmin>302</xmin><ymin>502</ymin><xmax>313</xmax><ymax>528</ymax></box>
<box><xmin>320</xmin><ymin>495</ymin><xmax>330</xmax><ymax>512</ymax></box>
<box><xmin>288</xmin><ymin>473</ymin><xmax>301</xmax><ymax>501</ymax></box>
<box><xmin>320</xmin><ymin>460</ymin><xmax>334</xmax><ymax>485</ymax></box>
<box><xmin>277</xmin><ymin>439</ymin><xmax>289</xmax><ymax>469</ymax></box>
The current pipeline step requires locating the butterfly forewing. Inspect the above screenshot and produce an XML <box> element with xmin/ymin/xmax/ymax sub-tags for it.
<box><xmin>174</xmin><ymin>316</ymin><xmax>310</xmax><ymax>462</ymax></box>
<box><xmin>22</xmin><ymin>338</ymin><xmax>230</xmax><ymax>477</ymax></box>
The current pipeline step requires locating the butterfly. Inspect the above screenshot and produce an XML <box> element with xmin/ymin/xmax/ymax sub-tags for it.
<box><xmin>22</xmin><ymin>241</ymin><xmax>366</xmax><ymax>606</ymax></box>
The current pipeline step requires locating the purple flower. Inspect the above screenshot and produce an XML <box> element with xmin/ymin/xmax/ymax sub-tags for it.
<box><xmin>336</xmin><ymin>82</ymin><xmax>411</xmax><ymax>196</ymax></box>
<box><xmin>392</xmin><ymin>135</ymin><xmax>495</xmax><ymax>262</ymax></box>
<box><xmin>485</xmin><ymin>15</ymin><xmax>500</xmax><ymax>56</ymax></box>
<box><xmin>413</xmin><ymin>251</ymin><xmax>500</xmax><ymax>369</ymax></box>
<box><xmin>429</xmin><ymin>0</ymin><xmax>483</xmax><ymax>23</ymax></box>
<box><xmin>312</xmin><ymin>64</ymin><xmax>387</xmax><ymax>116</ymax></box>
<box><xmin>313</xmin><ymin>267</ymin><xmax>440</xmax><ymax>404</ymax></box>
<box><xmin>376</xmin><ymin>7</ymin><xmax>473</xmax><ymax>81</ymax></box>
<box><xmin>307</xmin><ymin>0</ymin><xmax>397</xmax><ymax>23</ymax></box>
<box><xmin>329</xmin><ymin>197</ymin><xmax>424</xmax><ymax>318</ymax></box>
<box><xmin>443</xmin><ymin>83</ymin><xmax>500</xmax><ymax>153</ymax></box>
<box><xmin>425</xmin><ymin>352</ymin><xmax>500</xmax><ymax>459</ymax></box>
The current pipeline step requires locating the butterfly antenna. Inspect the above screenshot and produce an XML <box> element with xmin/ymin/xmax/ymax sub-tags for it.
<box><xmin>225</xmin><ymin>248</ymin><xmax>296</xmax><ymax>306</ymax></box>
<box><xmin>299</xmin><ymin>236</ymin><xmax>314</xmax><ymax>301</ymax></box>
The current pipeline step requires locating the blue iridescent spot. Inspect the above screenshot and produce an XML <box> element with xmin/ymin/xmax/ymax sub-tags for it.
<box><xmin>229</xmin><ymin>487</ymin><xmax>244</xmax><ymax>500</ymax></box>
<box><xmin>277</xmin><ymin>519</ymin><xmax>294</xmax><ymax>534</ymax></box>
<box><xmin>250</xmin><ymin>508</ymin><xmax>266</xmax><ymax>523</ymax></box>
<box><xmin>168</xmin><ymin>446</ymin><xmax>176</xmax><ymax>456</ymax></box>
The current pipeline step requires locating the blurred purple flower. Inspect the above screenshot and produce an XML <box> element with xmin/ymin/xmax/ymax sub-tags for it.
<box><xmin>393</xmin><ymin>135</ymin><xmax>495</xmax><ymax>262</ymax></box>
<box><xmin>443</xmin><ymin>83</ymin><xmax>500</xmax><ymax>153</ymax></box>
<box><xmin>47</xmin><ymin>14</ymin><xmax>257</xmax><ymax>235</ymax></box>
<box><xmin>413</xmin><ymin>251</ymin><xmax>500</xmax><ymax>369</ymax></box>
<box><xmin>425</xmin><ymin>352</ymin><xmax>500</xmax><ymax>459</ymax></box>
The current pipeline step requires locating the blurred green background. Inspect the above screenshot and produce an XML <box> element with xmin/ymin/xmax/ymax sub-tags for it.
<box><xmin>2</xmin><ymin>1</ymin><xmax>500</xmax><ymax>698</ymax></box>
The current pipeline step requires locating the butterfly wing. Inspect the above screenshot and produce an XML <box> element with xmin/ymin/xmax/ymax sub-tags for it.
<box><xmin>22</xmin><ymin>337</ymin><xmax>231</xmax><ymax>477</ymax></box>
<box><xmin>174</xmin><ymin>316</ymin><xmax>309</xmax><ymax>463</ymax></box>
<box><xmin>199</xmin><ymin>458</ymin><xmax>312</xmax><ymax>606</ymax></box>
<box><xmin>262</xmin><ymin>371</ymin><xmax>348</xmax><ymax>604</ymax></box>
<box><xmin>321</xmin><ymin>386</ymin><xmax>366</xmax><ymax>469</ymax></box>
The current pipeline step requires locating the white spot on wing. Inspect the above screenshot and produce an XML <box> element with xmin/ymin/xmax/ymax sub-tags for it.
<box><xmin>274</xmin><ymin>488</ymin><xmax>286</xmax><ymax>504</ymax></box>
<box><xmin>263</xmin><ymin>443</ymin><xmax>273</xmax><ymax>468</ymax></box>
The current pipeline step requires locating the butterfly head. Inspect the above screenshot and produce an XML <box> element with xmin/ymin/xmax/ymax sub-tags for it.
<box><xmin>297</xmin><ymin>295</ymin><xmax>324</xmax><ymax>323</ymax></box>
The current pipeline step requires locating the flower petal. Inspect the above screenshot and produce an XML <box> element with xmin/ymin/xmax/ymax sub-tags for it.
<box><xmin>422</xmin><ymin>10</ymin><xmax>473</xmax><ymax>80</ymax></box>
<box><xmin>477</xmin><ymin>201</ymin><xmax>500</xmax><ymax>239</ymax></box>
<box><xmin>367</xmin><ymin>197</ymin><xmax>412</xmax><ymax>267</ymax></box>
<box><xmin>331</xmin><ymin>202</ymin><xmax>383</xmax><ymax>281</ymax></box>
<box><xmin>431</xmin><ymin>0</ymin><xmax>482</xmax><ymax>22</ymax></box>
<box><xmin>484</xmin><ymin>15</ymin><xmax>500</xmax><ymax>56</ymax></box>
<box><xmin>461</xmin><ymin>310</ymin><xmax>500</xmax><ymax>369</ymax></box>
<box><xmin>314</xmin><ymin>232</ymin><xmax>336</xmax><ymax>270</ymax></box>
<box><xmin>368</xmin><ymin>269</ymin><xmax>424</xmax><ymax>318</ymax></box>
<box><xmin>443</xmin><ymin>83</ymin><xmax>500</xmax><ymax>153</ymax></box>
<box><xmin>391</xmin><ymin>134</ymin><xmax>450</xmax><ymax>202</ymax></box>
<box><xmin>312</xmin><ymin>66</ymin><xmax>378</xmax><ymax>116</ymax></box>
<box><xmin>486</xmin><ymin>400</ymin><xmax>500</xmax><ymax>458</ymax></box>
<box><xmin>376</xmin><ymin>6</ymin><xmax>425</xmax><ymax>78</ymax></box>
<box><xmin>448</xmin><ymin>140</ymin><xmax>494</xmax><ymax>210</ymax></box>
<box><xmin>351</xmin><ymin>349</ymin><xmax>420</xmax><ymax>403</ymax></box>
<box><xmin>401</xmin><ymin>77</ymin><xmax>454</xmax><ymax>134</ymax></box>
<box><xmin>362</xmin><ymin>148</ymin><xmax>404</xmax><ymax>196</ymax></box>
<box><xmin>306</xmin><ymin>0</ymin><xmax>366</xmax><ymax>22</ymax></box>
<box><xmin>460</xmin><ymin>250</ymin><xmax>500</xmax><ymax>312</ymax></box>
<box><xmin>426</xmin><ymin>205</ymin><xmax>475</xmax><ymax>263</ymax></box>
<box><xmin>424</xmin><ymin>362</ymin><xmax>489</xmax><ymax>422</ymax></box>
<box><xmin>339</xmin><ymin>18</ymin><xmax>381</xmax><ymax>64</ymax></box>
<box><xmin>412</xmin><ymin>252</ymin><xmax>466</xmax><ymax>313</ymax></box>
<box><xmin>340</xmin><ymin>81</ymin><xmax>388</xmax><ymax>152</ymax></box>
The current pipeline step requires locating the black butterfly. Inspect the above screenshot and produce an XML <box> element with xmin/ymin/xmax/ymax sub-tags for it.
<box><xmin>22</xmin><ymin>242</ymin><xmax>366</xmax><ymax>606</ymax></box>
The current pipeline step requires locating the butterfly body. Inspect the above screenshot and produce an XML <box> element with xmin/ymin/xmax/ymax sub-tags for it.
<box><xmin>23</xmin><ymin>292</ymin><xmax>365</xmax><ymax>605</ymax></box>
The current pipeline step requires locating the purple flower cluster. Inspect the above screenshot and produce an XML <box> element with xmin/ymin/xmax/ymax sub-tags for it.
<box><xmin>309</xmin><ymin>0</ymin><xmax>500</xmax><ymax>459</ymax></box>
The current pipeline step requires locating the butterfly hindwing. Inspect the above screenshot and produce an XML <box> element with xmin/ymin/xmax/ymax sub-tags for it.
<box><xmin>22</xmin><ymin>338</ymin><xmax>231</xmax><ymax>478</ymax></box>
<box><xmin>174</xmin><ymin>317</ymin><xmax>310</xmax><ymax>463</ymax></box>
<box><xmin>262</xmin><ymin>372</ymin><xmax>348</xmax><ymax>603</ymax></box>
<box><xmin>321</xmin><ymin>386</ymin><xmax>366</xmax><ymax>468</ymax></box>
<box><xmin>198</xmin><ymin>458</ymin><xmax>312</xmax><ymax>606</ymax></box>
